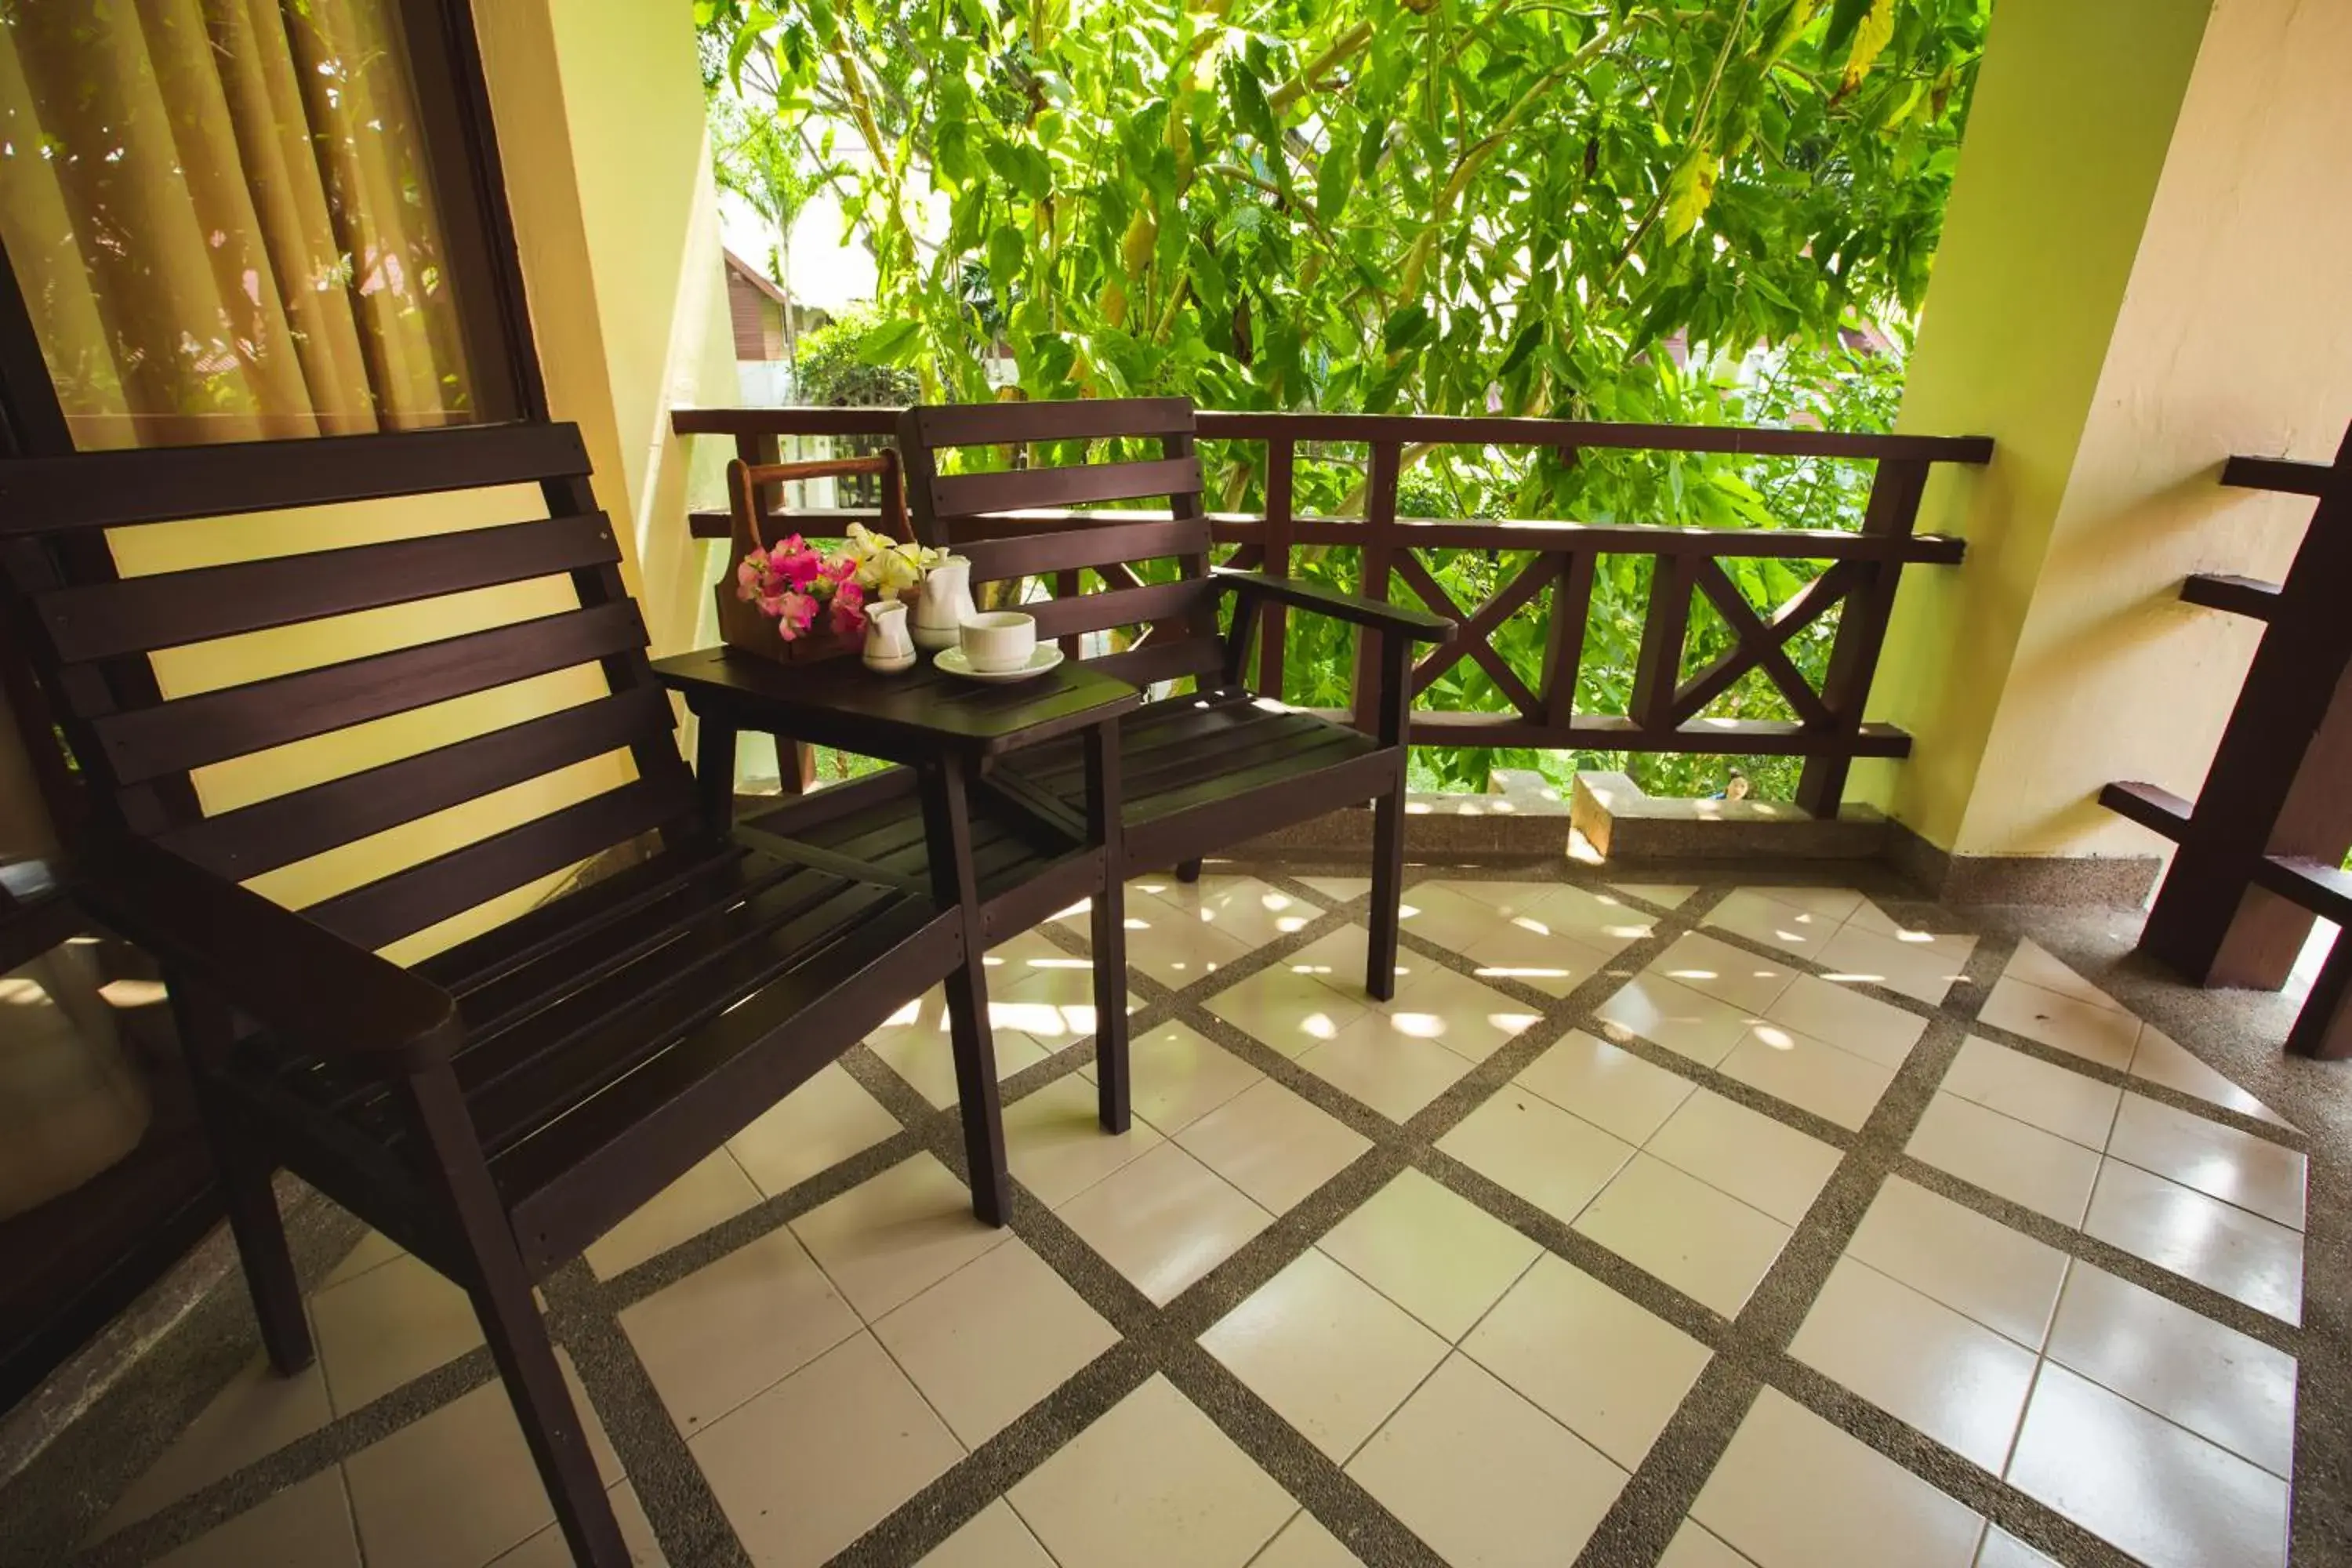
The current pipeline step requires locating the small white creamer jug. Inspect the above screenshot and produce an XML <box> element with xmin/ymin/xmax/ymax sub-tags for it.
<box><xmin>862</xmin><ymin>597</ymin><xmax>915</xmax><ymax>673</ymax></box>
<box><xmin>912</xmin><ymin>555</ymin><xmax>975</xmax><ymax>651</ymax></box>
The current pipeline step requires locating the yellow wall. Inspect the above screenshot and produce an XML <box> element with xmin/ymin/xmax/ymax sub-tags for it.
<box><xmin>1863</xmin><ymin>0</ymin><xmax>2352</xmax><ymax>862</ymax></box>
<box><xmin>1854</xmin><ymin>0</ymin><xmax>2212</xmax><ymax>850</ymax></box>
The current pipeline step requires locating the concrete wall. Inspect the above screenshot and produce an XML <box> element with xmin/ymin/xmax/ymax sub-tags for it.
<box><xmin>1861</xmin><ymin>0</ymin><xmax>2352</xmax><ymax>868</ymax></box>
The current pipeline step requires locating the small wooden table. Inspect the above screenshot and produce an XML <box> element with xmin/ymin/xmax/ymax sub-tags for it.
<box><xmin>651</xmin><ymin>647</ymin><xmax>1144</xmax><ymax>1137</ymax></box>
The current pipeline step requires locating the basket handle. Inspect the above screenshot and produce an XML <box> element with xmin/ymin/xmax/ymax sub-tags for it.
<box><xmin>726</xmin><ymin>448</ymin><xmax>908</xmax><ymax>554</ymax></box>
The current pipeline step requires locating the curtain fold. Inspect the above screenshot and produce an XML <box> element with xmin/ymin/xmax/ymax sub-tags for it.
<box><xmin>0</xmin><ymin>0</ymin><xmax>485</xmax><ymax>448</ymax></box>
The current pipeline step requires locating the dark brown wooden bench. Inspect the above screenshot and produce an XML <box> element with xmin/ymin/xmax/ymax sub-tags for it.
<box><xmin>0</xmin><ymin>425</ymin><xmax>1014</xmax><ymax>1566</ymax></box>
<box><xmin>895</xmin><ymin>397</ymin><xmax>1455</xmax><ymax>1004</ymax></box>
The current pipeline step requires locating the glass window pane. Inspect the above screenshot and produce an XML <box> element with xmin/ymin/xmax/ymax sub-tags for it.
<box><xmin>0</xmin><ymin>0</ymin><xmax>502</xmax><ymax>448</ymax></box>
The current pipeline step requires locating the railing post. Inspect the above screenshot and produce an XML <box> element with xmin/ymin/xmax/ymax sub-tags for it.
<box><xmin>1795</xmin><ymin>457</ymin><xmax>1931</xmax><ymax>818</ymax></box>
<box><xmin>1543</xmin><ymin>550</ymin><xmax>1595</xmax><ymax>731</ymax></box>
<box><xmin>1260</xmin><ymin>438</ymin><xmax>1294</xmax><ymax>699</ymax></box>
<box><xmin>1351</xmin><ymin>441</ymin><xmax>1402</xmax><ymax>733</ymax></box>
<box><xmin>1630</xmin><ymin>554</ymin><xmax>1696</xmax><ymax>731</ymax></box>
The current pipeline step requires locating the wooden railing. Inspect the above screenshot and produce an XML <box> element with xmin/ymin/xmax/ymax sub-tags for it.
<box><xmin>2103</xmin><ymin>423</ymin><xmax>2352</xmax><ymax>1058</ymax></box>
<box><xmin>673</xmin><ymin>407</ymin><xmax>1990</xmax><ymax>817</ymax></box>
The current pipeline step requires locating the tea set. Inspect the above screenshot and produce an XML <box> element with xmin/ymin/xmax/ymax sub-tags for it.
<box><xmin>862</xmin><ymin>554</ymin><xmax>1062</xmax><ymax>683</ymax></box>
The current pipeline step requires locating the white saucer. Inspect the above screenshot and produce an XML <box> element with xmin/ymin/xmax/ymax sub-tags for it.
<box><xmin>936</xmin><ymin>644</ymin><xmax>1065</xmax><ymax>683</ymax></box>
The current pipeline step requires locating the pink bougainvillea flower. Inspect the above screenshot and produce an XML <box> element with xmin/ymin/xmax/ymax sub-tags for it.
<box><xmin>774</xmin><ymin>590</ymin><xmax>818</xmax><ymax>641</ymax></box>
<box><xmin>778</xmin><ymin>551</ymin><xmax>823</xmax><ymax>589</ymax></box>
<box><xmin>735</xmin><ymin>554</ymin><xmax>765</xmax><ymax>600</ymax></box>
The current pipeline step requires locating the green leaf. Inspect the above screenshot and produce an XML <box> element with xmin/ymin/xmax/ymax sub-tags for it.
<box><xmin>986</xmin><ymin>224</ymin><xmax>1025</xmax><ymax>290</ymax></box>
<box><xmin>1382</xmin><ymin>303</ymin><xmax>1434</xmax><ymax>353</ymax></box>
<box><xmin>1822</xmin><ymin>0</ymin><xmax>1875</xmax><ymax>54</ymax></box>
<box><xmin>857</xmin><ymin>318</ymin><xmax>924</xmax><ymax>365</ymax></box>
<box><xmin>1497</xmin><ymin>321</ymin><xmax>1545</xmax><ymax>378</ymax></box>
<box><xmin>1316</xmin><ymin>131</ymin><xmax>1356</xmax><ymax>223</ymax></box>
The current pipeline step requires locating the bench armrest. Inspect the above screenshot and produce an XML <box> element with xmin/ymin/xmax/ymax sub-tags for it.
<box><xmin>1212</xmin><ymin>568</ymin><xmax>1456</xmax><ymax>643</ymax></box>
<box><xmin>73</xmin><ymin>829</ymin><xmax>460</xmax><ymax>1072</ymax></box>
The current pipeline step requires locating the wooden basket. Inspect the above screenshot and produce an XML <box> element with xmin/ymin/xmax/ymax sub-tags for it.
<box><xmin>713</xmin><ymin>448</ymin><xmax>908</xmax><ymax>665</ymax></box>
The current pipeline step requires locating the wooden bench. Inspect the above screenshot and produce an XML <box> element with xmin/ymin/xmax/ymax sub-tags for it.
<box><xmin>895</xmin><ymin>397</ymin><xmax>1455</xmax><ymax>1003</ymax></box>
<box><xmin>0</xmin><ymin>424</ymin><xmax>1015</xmax><ymax>1566</ymax></box>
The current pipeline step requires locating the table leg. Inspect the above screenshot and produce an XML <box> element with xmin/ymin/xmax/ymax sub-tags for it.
<box><xmin>920</xmin><ymin>754</ymin><xmax>1011</xmax><ymax>1224</ymax></box>
<box><xmin>1084</xmin><ymin>721</ymin><xmax>1130</xmax><ymax>1133</ymax></box>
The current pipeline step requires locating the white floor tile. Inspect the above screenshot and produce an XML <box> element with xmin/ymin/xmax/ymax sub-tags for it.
<box><xmin>320</xmin><ymin>1229</ymin><xmax>402</xmax><ymax>1289</ymax></box>
<box><xmin>1650</xmin><ymin>931</ymin><xmax>1798</xmax><ymax>1013</ymax></box>
<box><xmin>310</xmin><ymin>1251</ymin><xmax>484</xmax><ymax>1416</ymax></box>
<box><xmin>1145</xmin><ymin>875</ymin><xmax>1319</xmax><ymax>949</ymax></box>
<box><xmin>2004</xmin><ymin>940</ymin><xmax>2127</xmax><ymax>1012</ymax></box>
<box><xmin>1789</xmin><ymin>1258</ymin><xmax>2037</xmax><ymax>1471</ymax></box>
<box><xmin>1743</xmin><ymin>885</ymin><xmax>1870</xmax><ymax>922</ymax></box>
<box><xmin>789</xmin><ymin>1153</ymin><xmax>1011</xmax><ymax>1319</ymax></box>
<box><xmin>2006</xmin><ymin>1363</ymin><xmax>2288</xmax><ymax>1568</ymax></box>
<box><xmin>869</xmin><ymin>992</ymin><xmax>1053</xmax><ymax>1109</ymax></box>
<box><xmin>1645</xmin><ymin>1091</ymin><xmax>1841</xmax><ymax>1227</ymax></box>
<box><xmin>1906</xmin><ymin>1095</ymin><xmax>2102</xmax><ymax>1226</ymax></box>
<box><xmin>488</xmin><ymin>1483</ymin><xmax>665</xmax><ymax>1566</ymax></box>
<box><xmin>2082</xmin><ymin>1160</ymin><xmax>2303</xmax><ymax>1324</ymax></box>
<box><xmin>1295</xmin><ymin>1018</ymin><xmax>1476</xmax><ymax>1123</ymax></box>
<box><xmin>1462</xmin><ymin>1254</ymin><xmax>1709</xmax><ymax>1468</ymax></box>
<box><xmin>1436</xmin><ymin>1085</ymin><xmax>1635</xmax><ymax>1227</ymax></box>
<box><xmin>1203</xmin><ymin>964</ymin><xmax>1366</xmax><ymax>1058</ymax></box>
<box><xmin>344</xmin><ymin>1357</ymin><xmax>619</xmax><ymax>1568</ymax></box>
<box><xmin>1977</xmin><ymin>975</ymin><xmax>2140</xmax><ymax>1069</ymax></box>
<box><xmin>1056</xmin><ymin>1141</ymin><xmax>1273</xmax><ymax>1305</ymax></box>
<box><xmin>1530</xmin><ymin>884</ymin><xmax>1659</xmax><ymax>953</ymax></box>
<box><xmin>584</xmin><ymin>1150</ymin><xmax>763</xmax><ymax>1279</ymax></box>
<box><xmin>1283</xmin><ymin>924</ymin><xmax>1421</xmax><ymax>999</ymax></box>
<box><xmin>1122</xmin><ymin>901</ymin><xmax>1255</xmax><ymax>988</ymax></box>
<box><xmin>1300</xmin><ymin>876</ymin><xmax>1371</xmax><ymax>904</ymax></box>
<box><xmin>1657</xmin><ymin>1518</ymin><xmax>1760</xmax><ymax>1568</ymax></box>
<box><xmin>1595</xmin><ymin>974</ymin><xmax>1759</xmax><ymax>1067</ymax></box>
<box><xmin>1705</xmin><ymin>888</ymin><xmax>1844</xmax><ymax>960</ymax></box>
<box><xmin>1758</xmin><ymin>974</ymin><xmax>1926</xmax><ymax>1069</ymax></box>
<box><xmin>916</xmin><ymin>1500</ymin><xmax>1053</xmax><ymax>1567</ymax></box>
<box><xmin>1693</xmin><ymin>1388</ymin><xmax>1984</xmax><ymax>1568</ymax></box>
<box><xmin>1201</xmin><ymin>1251</ymin><xmax>1450</xmax><ymax>1461</ymax></box>
<box><xmin>873</xmin><ymin>1239</ymin><xmax>1118</xmax><ymax>1446</ymax></box>
<box><xmin>1718</xmin><ymin>1023</ymin><xmax>1895</xmax><ymax>1131</ymax></box>
<box><xmin>1010</xmin><ymin>1375</ymin><xmax>1294</xmax><ymax>1568</ymax></box>
<box><xmin>1176</xmin><ymin>1077</ymin><xmax>1370</xmax><ymax>1213</ymax></box>
<box><xmin>1347</xmin><ymin>1354</ymin><xmax>1626</xmax><ymax>1567</ymax></box>
<box><xmin>1608</xmin><ymin>882</ymin><xmax>1697</xmax><ymax>909</ymax></box>
<box><xmin>2129</xmin><ymin>1029</ymin><xmax>2293</xmax><ymax>1129</ymax></box>
<box><xmin>1514</xmin><ymin>1030</ymin><xmax>1697</xmax><ymax>1145</ymax></box>
<box><xmin>1104</xmin><ymin>1022</ymin><xmax>1262</xmax><ymax>1133</ymax></box>
<box><xmin>728</xmin><ymin>1064</ymin><xmax>905</xmax><ymax>1199</ymax></box>
<box><xmin>1940</xmin><ymin>1036</ymin><xmax>2123</xmax><ymax>1150</ymax></box>
<box><xmin>1250</xmin><ymin>1511</ymin><xmax>1363</xmax><ymax>1567</ymax></box>
<box><xmin>1003</xmin><ymin>1072</ymin><xmax>1163</xmax><ymax>1207</ymax></box>
<box><xmin>993</xmin><ymin>964</ymin><xmax>1138</xmax><ymax>1054</ymax></box>
<box><xmin>1817</xmin><ymin>924</ymin><xmax>1978</xmax><ymax>1007</ymax></box>
<box><xmin>100</xmin><ymin>1355</ymin><xmax>332</xmax><ymax>1534</ymax></box>
<box><xmin>1845</xmin><ymin>1178</ymin><xmax>2070</xmax><ymax>1349</ymax></box>
<box><xmin>1974</xmin><ymin>1525</ymin><xmax>2062</xmax><ymax>1568</ymax></box>
<box><xmin>2045</xmin><ymin>1264</ymin><xmax>2297</xmax><ymax>1478</ymax></box>
<box><xmin>619</xmin><ymin>1226</ymin><xmax>860</xmax><ymax>1436</ymax></box>
<box><xmin>1572</xmin><ymin>1155</ymin><xmax>1791</xmax><ymax>1319</ymax></box>
<box><xmin>154</xmin><ymin>1468</ymin><xmax>361</xmax><ymax>1568</ymax></box>
<box><xmin>1380</xmin><ymin>964</ymin><xmax>1545</xmax><ymax>1062</ymax></box>
<box><xmin>1453</xmin><ymin>918</ymin><xmax>1610</xmax><ymax>997</ymax></box>
<box><xmin>2106</xmin><ymin>1094</ymin><xmax>2307</xmax><ymax>1229</ymax></box>
<box><xmin>691</xmin><ymin>1333</ymin><xmax>962</xmax><ymax>1568</ymax></box>
<box><xmin>1315</xmin><ymin>1168</ymin><xmax>1540</xmax><ymax>1341</ymax></box>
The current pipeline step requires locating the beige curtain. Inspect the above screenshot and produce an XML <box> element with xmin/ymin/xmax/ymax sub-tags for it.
<box><xmin>0</xmin><ymin>0</ymin><xmax>485</xmax><ymax>448</ymax></box>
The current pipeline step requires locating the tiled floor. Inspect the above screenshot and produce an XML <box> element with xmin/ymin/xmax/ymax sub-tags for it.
<box><xmin>27</xmin><ymin>873</ymin><xmax>2318</xmax><ymax>1568</ymax></box>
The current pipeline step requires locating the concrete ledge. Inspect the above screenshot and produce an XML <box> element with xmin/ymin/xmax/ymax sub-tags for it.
<box><xmin>1570</xmin><ymin>771</ymin><xmax>1887</xmax><ymax>860</ymax></box>
<box><xmin>1887</xmin><ymin>818</ymin><xmax>2162</xmax><ymax>908</ymax></box>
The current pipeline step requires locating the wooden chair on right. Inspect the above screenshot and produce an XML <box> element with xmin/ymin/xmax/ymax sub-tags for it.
<box><xmin>895</xmin><ymin>397</ymin><xmax>1454</xmax><ymax>1076</ymax></box>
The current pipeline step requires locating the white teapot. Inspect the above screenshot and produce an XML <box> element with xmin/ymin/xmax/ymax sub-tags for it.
<box><xmin>912</xmin><ymin>555</ymin><xmax>975</xmax><ymax>651</ymax></box>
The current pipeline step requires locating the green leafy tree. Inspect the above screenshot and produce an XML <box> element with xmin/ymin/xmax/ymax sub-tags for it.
<box><xmin>699</xmin><ymin>0</ymin><xmax>1987</xmax><ymax>800</ymax></box>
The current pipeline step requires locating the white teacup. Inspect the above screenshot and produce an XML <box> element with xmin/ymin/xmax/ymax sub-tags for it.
<box><xmin>960</xmin><ymin>610</ymin><xmax>1037</xmax><ymax>673</ymax></box>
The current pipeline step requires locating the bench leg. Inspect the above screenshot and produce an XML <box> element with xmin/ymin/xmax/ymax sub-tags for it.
<box><xmin>401</xmin><ymin>1072</ymin><xmax>629</xmax><ymax>1568</ymax></box>
<box><xmin>1175</xmin><ymin>858</ymin><xmax>1202</xmax><ymax>883</ymax></box>
<box><xmin>1086</xmin><ymin>724</ymin><xmax>1131</xmax><ymax>1134</ymax></box>
<box><xmin>2288</xmin><ymin>930</ymin><xmax>2352</xmax><ymax>1059</ymax></box>
<box><xmin>921</xmin><ymin>757</ymin><xmax>1013</xmax><ymax>1225</ymax></box>
<box><xmin>1367</xmin><ymin>777</ymin><xmax>1406</xmax><ymax>1002</ymax></box>
<box><xmin>169</xmin><ymin>979</ymin><xmax>313</xmax><ymax>1375</ymax></box>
